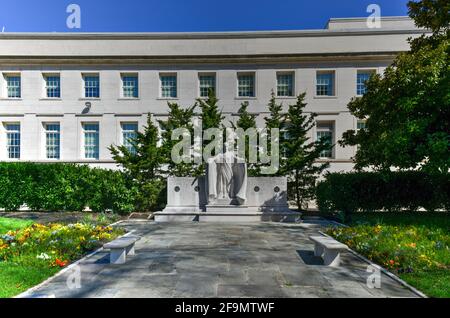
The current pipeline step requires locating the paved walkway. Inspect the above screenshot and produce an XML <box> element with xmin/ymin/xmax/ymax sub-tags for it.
<box><xmin>22</xmin><ymin>221</ymin><xmax>418</xmax><ymax>298</ymax></box>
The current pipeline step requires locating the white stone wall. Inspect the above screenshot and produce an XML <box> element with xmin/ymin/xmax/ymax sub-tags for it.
<box><xmin>0</xmin><ymin>18</ymin><xmax>423</xmax><ymax>171</ymax></box>
<box><xmin>0</xmin><ymin>63</ymin><xmax>387</xmax><ymax>170</ymax></box>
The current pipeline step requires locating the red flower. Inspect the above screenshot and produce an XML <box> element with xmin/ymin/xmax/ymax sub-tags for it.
<box><xmin>55</xmin><ymin>259</ymin><xmax>68</xmax><ymax>267</ymax></box>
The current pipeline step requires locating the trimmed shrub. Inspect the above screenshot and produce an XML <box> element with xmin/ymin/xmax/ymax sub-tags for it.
<box><xmin>0</xmin><ymin>163</ymin><xmax>138</xmax><ymax>214</ymax></box>
<box><xmin>316</xmin><ymin>171</ymin><xmax>449</xmax><ymax>218</ymax></box>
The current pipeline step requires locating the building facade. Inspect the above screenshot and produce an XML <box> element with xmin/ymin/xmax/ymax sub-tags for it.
<box><xmin>0</xmin><ymin>17</ymin><xmax>424</xmax><ymax>172</ymax></box>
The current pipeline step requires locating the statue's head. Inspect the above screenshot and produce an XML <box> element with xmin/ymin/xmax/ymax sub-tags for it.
<box><xmin>223</xmin><ymin>140</ymin><xmax>236</xmax><ymax>154</ymax></box>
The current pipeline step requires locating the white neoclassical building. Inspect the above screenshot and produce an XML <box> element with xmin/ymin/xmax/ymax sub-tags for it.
<box><xmin>0</xmin><ymin>17</ymin><xmax>424</xmax><ymax>172</ymax></box>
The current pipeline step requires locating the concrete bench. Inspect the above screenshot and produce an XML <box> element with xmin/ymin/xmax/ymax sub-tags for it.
<box><xmin>309</xmin><ymin>235</ymin><xmax>348</xmax><ymax>267</ymax></box>
<box><xmin>103</xmin><ymin>235</ymin><xmax>141</xmax><ymax>264</ymax></box>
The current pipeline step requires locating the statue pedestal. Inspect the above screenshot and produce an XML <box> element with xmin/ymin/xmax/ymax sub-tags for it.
<box><xmin>154</xmin><ymin>176</ymin><xmax>302</xmax><ymax>223</ymax></box>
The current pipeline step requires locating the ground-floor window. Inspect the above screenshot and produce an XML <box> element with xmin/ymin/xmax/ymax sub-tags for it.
<box><xmin>6</xmin><ymin>123</ymin><xmax>21</xmax><ymax>159</ymax></box>
<box><xmin>83</xmin><ymin>123</ymin><xmax>99</xmax><ymax>159</ymax></box>
<box><xmin>45</xmin><ymin>123</ymin><xmax>61</xmax><ymax>159</ymax></box>
<box><xmin>316</xmin><ymin>123</ymin><xmax>334</xmax><ymax>159</ymax></box>
<box><xmin>121</xmin><ymin>122</ymin><xmax>138</xmax><ymax>155</ymax></box>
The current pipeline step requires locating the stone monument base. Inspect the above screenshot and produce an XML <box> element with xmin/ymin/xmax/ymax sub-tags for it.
<box><xmin>154</xmin><ymin>177</ymin><xmax>302</xmax><ymax>223</ymax></box>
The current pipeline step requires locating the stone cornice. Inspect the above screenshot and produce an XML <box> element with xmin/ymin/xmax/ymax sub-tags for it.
<box><xmin>0</xmin><ymin>51</ymin><xmax>398</xmax><ymax>65</ymax></box>
<box><xmin>0</xmin><ymin>28</ymin><xmax>425</xmax><ymax>40</ymax></box>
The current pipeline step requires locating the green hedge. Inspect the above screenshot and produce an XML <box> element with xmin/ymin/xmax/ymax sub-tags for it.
<box><xmin>316</xmin><ymin>171</ymin><xmax>450</xmax><ymax>215</ymax></box>
<box><xmin>0</xmin><ymin>163</ymin><xmax>138</xmax><ymax>214</ymax></box>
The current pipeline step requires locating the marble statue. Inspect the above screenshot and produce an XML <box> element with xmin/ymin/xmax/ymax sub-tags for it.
<box><xmin>207</xmin><ymin>144</ymin><xmax>247</xmax><ymax>205</ymax></box>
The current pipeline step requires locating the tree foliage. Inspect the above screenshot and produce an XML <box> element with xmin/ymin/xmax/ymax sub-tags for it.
<box><xmin>284</xmin><ymin>93</ymin><xmax>331</xmax><ymax>209</ymax></box>
<box><xmin>234</xmin><ymin>101</ymin><xmax>258</xmax><ymax>176</ymax></box>
<box><xmin>197</xmin><ymin>89</ymin><xmax>224</xmax><ymax>132</ymax></box>
<box><xmin>341</xmin><ymin>0</ymin><xmax>449</xmax><ymax>173</ymax></box>
<box><xmin>109</xmin><ymin>114</ymin><xmax>165</xmax><ymax>211</ymax></box>
<box><xmin>264</xmin><ymin>90</ymin><xmax>286</xmax><ymax>176</ymax></box>
<box><xmin>159</xmin><ymin>102</ymin><xmax>197</xmax><ymax>177</ymax></box>
<box><xmin>408</xmin><ymin>0</ymin><xmax>449</xmax><ymax>34</ymax></box>
<box><xmin>196</xmin><ymin>89</ymin><xmax>225</xmax><ymax>170</ymax></box>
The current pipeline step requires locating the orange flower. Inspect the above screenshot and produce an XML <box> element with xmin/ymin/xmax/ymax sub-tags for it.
<box><xmin>55</xmin><ymin>259</ymin><xmax>68</xmax><ymax>267</ymax></box>
<box><xmin>389</xmin><ymin>260</ymin><xmax>395</xmax><ymax>266</ymax></box>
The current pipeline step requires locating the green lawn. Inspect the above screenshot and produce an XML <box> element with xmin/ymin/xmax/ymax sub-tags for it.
<box><xmin>0</xmin><ymin>217</ymin><xmax>46</xmax><ymax>297</ymax></box>
<box><xmin>0</xmin><ymin>261</ymin><xmax>58</xmax><ymax>298</ymax></box>
<box><xmin>0</xmin><ymin>217</ymin><xmax>34</xmax><ymax>235</ymax></box>
<box><xmin>0</xmin><ymin>216</ymin><xmax>123</xmax><ymax>298</ymax></box>
<box><xmin>326</xmin><ymin>213</ymin><xmax>450</xmax><ymax>298</ymax></box>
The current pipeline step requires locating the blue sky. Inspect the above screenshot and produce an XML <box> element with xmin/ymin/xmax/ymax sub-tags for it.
<box><xmin>0</xmin><ymin>0</ymin><xmax>411</xmax><ymax>32</ymax></box>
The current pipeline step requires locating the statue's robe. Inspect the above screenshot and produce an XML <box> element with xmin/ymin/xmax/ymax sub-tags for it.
<box><xmin>207</xmin><ymin>151</ymin><xmax>247</xmax><ymax>205</ymax></box>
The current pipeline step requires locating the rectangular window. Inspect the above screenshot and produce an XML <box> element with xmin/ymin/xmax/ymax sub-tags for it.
<box><xmin>356</xmin><ymin>71</ymin><xmax>374</xmax><ymax>96</ymax></box>
<box><xmin>83</xmin><ymin>123</ymin><xmax>99</xmax><ymax>159</ymax></box>
<box><xmin>316</xmin><ymin>123</ymin><xmax>334</xmax><ymax>158</ymax></box>
<box><xmin>45</xmin><ymin>75</ymin><xmax>61</xmax><ymax>98</ymax></box>
<box><xmin>122</xmin><ymin>122</ymin><xmax>138</xmax><ymax>155</ymax></box>
<box><xmin>83</xmin><ymin>74</ymin><xmax>100</xmax><ymax>98</ymax></box>
<box><xmin>160</xmin><ymin>74</ymin><xmax>177</xmax><ymax>98</ymax></box>
<box><xmin>6</xmin><ymin>124</ymin><xmax>20</xmax><ymax>159</ymax></box>
<box><xmin>238</xmin><ymin>73</ymin><xmax>255</xmax><ymax>97</ymax></box>
<box><xmin>45</xmin><ymin>123</ymin><xmax>61</xmax><ymax>159</ymax></box>
<box><xmin>199</xmin><ymin>74</ymin><xmax>216</xmax><ymax>97</ymax></box>
<box><xmin>277</xmin><ymin>73</ymin><xmax>294</xmax><ymax>97</ymax></box>
<box><xmin>122</xmin><ymin>74</ymin><xmax>139</xmax><ymax>98</ymax></box>
<box><xmin>316</xmin><ymin>72</ymin><xmax>335</xmax><ymax>96</ymax></box>
<box><xmin>6</xmin><ymin>75</ymin><xmax>21</xmax><ymax>98</ymax></box>
<box><xmin>357</xmin><ymin>120</ymin><xmax>367</xmax><ymax>131</ymax></box>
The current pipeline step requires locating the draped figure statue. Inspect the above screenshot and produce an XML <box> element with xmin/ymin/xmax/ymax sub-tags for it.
<box><xmin>207</xmin><ymin>146</ymin><xmax>247</xmax><ymax>205</ymax></box>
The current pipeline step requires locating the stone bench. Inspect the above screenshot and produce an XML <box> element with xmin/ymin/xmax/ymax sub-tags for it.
<box><xmin>309</xmin><ymin>235</ymin><xmax>348</xmax><ymax>267</ymax></box>
<box><xmin>103</xmin><ymin>235</ymin><xmax>141</xmax><ymax>264</ymax></box>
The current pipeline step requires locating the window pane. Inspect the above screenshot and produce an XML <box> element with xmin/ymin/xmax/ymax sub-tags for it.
<box><xmin>316</xmin><ymin>73</ymin><xmax>334</xmax><ymax>96</ymax></box>
<box><xmin>6</xmin><ymin>124</ymin><xmax>21</xmax><ymax>159</ymax></box>
<box><xmin>317</xmin><ymin>125</ymin><xmax>333</xmax><ymax>158</ymax></box>
<box><xmin>45</xmin><ymin>123</ymin><xmax>60</xmax><ymax>159</ymax></box>
<box><xmin>357</xmin><ymin>72</ymin><xmax>371</xmax><ymax>95</ymax></box>
<box><xmin>238</xmin><ymin>75</ymin><xmax>255</xmax><ymax>97</ymax></box>
<box><xmin>83</xmin><ymin>123</ymin><xmax>99</xmax><ymax>159</ymax></box>
<box><xmin>357</xmin><ymin>120</ymin><xmax>367</xmax><ymax>131</ymax></box>
<box><xmin>46</xmin><ymin>76</ymin><xmax>61</xmax><ymax>98</ymax></box>
<box><xmin>160</xmin><ymin>75</ymin><xmax>177</xmax><ymax>98</ymax></box>
<box><xmin>6</xmin><ymin>76</ymin><xmax>21</xmax><ymax>98</ymax></box>
<box><xmin>277</xmin><ymin>74</ymin><xmax>294</xmax><ymax>97</ymax></box>
<box><xmin>199</xmin><ymin>75</ymin><xmax>215</xmax><ymax>97</ymax></box>
<box><xmin>84</xmin><ymin>75</ymin><xmax>100</xmax><ymax>98</ymax></box>
<box><xmin>122</xmin><ymin>123</ymin><xmax>138</xmax><ymax>155</ymax></box>
<box><xmin>122</xmin><ymin>75</ymin><xmax>139</xmax><ymax>98</ymax></box>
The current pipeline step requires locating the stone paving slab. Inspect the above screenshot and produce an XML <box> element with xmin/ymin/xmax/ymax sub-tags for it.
<box><xmin>20</xmin><ymin>221</ymin><xmax>419</xmax><ymax>298</ymax></box>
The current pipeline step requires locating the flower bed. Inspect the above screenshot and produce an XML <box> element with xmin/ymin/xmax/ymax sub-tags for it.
<box><xmin>326</xmin><ymin>221</ymin><xmax>450</xmax><ymax>298</ymax></box>
<box><xmin>1</xmin><ymin>222</ymin><xmax>123</xmax><ymax>268</ymax></box>
<box><xmin>0</xmin><ymin>219</ymin><xmax>124</xmax><ymax>298</ymax></box>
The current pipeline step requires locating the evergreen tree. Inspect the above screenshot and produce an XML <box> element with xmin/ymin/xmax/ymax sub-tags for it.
<box><xmin>158</xmin><ymin>102</ymin><xmax>196</xmax><ymax>177</ymax></box>
<box><xmin>236</xmin><ymin>101</ymin><xmax>257</xmax><ymax>131</ymax></box>
<box><xmin>233</xmin><ymin>101</ymin><xmax>258</xmax><ymax>176</ymax></box>
<box><xmin>265</xmin><ymin>90</ymin><xmax>284</xmax><ymax>130</ymax></box>
<box><xmin>197</xmin><ymin>89</ymin><xmax>224</xmax><ymax>132</ymax></box>
<box><xmin>196</xmin><ymin>89</ymin><xmax>225</xmax><ymax>171</ymax></box>
<box><xmin>109</xmin><ymin>114</ymin><xmax>164</xmax><ymax>211</ymax></box>
<box><xmin>284</xmin><ymin>93</ymin><xmax>331</xmax><ymax>210</ymax></box>
<box><xmin>264</xmin><ymin>90</ymin><xmax>285</xmax><ymax>175</ymax></box>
